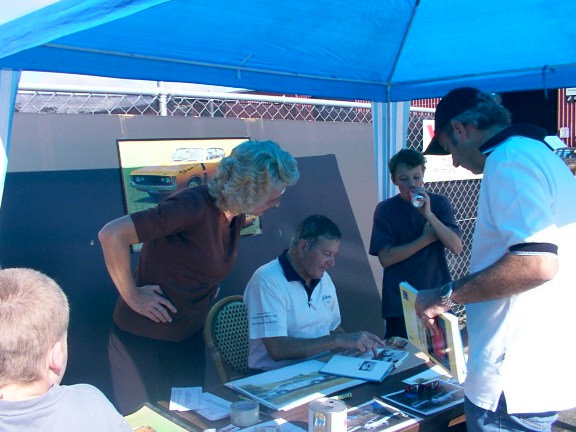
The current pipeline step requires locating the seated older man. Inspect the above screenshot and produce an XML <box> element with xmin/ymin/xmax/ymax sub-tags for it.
<box><xmin>244</xmin><ymin>214</ymin><xmax>383</xmax><ymax>371</ymax></box>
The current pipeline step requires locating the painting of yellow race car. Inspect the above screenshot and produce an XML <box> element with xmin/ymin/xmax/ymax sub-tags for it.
<box><xmin>130</xmin><ymin>146</ymin><xmax>226</xmax><ymax>201</ymax></box>
<box><xmin>117</xmin><ymin>137</ymin><xmax>247</xmax><ymax>206</ymax></box>
<box><xmin>117</xmin><ymin>137</ymin><xmax>261</xmax><ymax>242</ymax></box>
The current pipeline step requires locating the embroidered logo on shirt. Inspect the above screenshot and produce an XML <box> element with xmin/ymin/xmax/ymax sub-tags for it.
<box><xmin>251</xmin><ymin>312</ymin><xmax>279</xmax><ymax>326</ymax></box>
<box><xmin>322</xmin><ymin>294</ymin><xmax>332</xmax><ymax>306</ymax></box>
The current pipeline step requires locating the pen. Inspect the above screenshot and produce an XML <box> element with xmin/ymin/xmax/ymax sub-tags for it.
<box><xmin>331</xmin><ymin>392</ymin><xmax>352</xmax><ymax>401</ymax></box>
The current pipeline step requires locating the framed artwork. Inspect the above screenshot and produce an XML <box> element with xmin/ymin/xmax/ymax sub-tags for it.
<box><xmin>116</xmin><ymin>137</ymin><xmax>261</xmax><ymax>251</ymax></box>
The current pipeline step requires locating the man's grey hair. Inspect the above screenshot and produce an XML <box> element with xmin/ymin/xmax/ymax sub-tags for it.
<box><xmin>290</xmin><ymin>215</ymin><xmax>341</xmax><ymax>249</ymax></box>
<box><xmin>445</xmin><ymin>91</ymin><xmax>511</xmax><ymax>134</ymax></box>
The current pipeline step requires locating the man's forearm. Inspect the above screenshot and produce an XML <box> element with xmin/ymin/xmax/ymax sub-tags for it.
<box><xmin>415</xmin><ymin>253</ymin><xmax>558</xmax><ymax>322</ymax></box>
<box><xmin>263</xmin><ymin>335</ymin><xmax>337</xmax><ymax>361</ymax></box>
<box><xmin>262</xmin><ymin>330</ymin><xmax>383</xmax><ymax>361</ymax></box>
<box><xmin>451</xmin><ymin>253</ymin><xmax>558</xmax><ymax>304</ymax></box>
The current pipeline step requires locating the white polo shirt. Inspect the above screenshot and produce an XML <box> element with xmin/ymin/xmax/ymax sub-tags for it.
<box><xmin>244</xmin><ymin>252</ymin><xmax>341</xmax><ymax>371</ymax></box>
<box><xmin>465</xmin><ymin>134</ymin><xmax>576</xmax><ymax>413</ymax></box>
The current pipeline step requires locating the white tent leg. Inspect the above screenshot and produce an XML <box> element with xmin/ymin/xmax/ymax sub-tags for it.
<box><xmin>371</xmin><ymin>101</ymin><xmax>410</xmax><ymax>202</ymax></box>
<box><xmin>0</xmin><ymin>69</ymin><xmax>21</xmax><ymax>208</ymax></box>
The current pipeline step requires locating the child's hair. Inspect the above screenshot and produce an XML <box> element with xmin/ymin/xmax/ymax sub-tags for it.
<box><xmin>0</xmin><ymin>268</ymin><xmax>69</xmax><ymax>386</ymax></box>
<box><xmin>388</xmin><ymin>149</ymin><xmax>426</xmax><ymax>177</ymax></box>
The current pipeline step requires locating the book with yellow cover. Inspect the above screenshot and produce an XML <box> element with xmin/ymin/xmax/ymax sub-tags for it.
<box><xmin>399</xmin><ymin>282</ymin><xmax>467</xmax><ymax>383</ymax></box>
<box><xmin>125</xmin><ymin>402</ymin><xmax>200</xmax><ymax>432</ymax></box>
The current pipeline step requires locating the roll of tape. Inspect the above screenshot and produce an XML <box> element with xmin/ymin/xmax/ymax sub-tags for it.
<box><xmin>230</xmin><ymin>400</ymin><xmax>260</xmax><ymax>427</ymax></box>
<box><xmin>308</xmin><ymin>398</ymin><xmax>347</xmax><ymax>432</ymax></box>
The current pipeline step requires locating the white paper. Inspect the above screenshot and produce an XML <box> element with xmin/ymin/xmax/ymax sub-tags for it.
<box><xmin>169</xmin><ymin>387</ymin><xmax>231</xmax><ymax>420</ymax></box>
<box><xmin>196</xmin><ymin>392</ymin><xmax>232</xmax><ymax>420</ymax></box>
<box><xmin>169</xmin><ymin>387</ymin><xmax>203</xmax><ymax>411</ymax></box>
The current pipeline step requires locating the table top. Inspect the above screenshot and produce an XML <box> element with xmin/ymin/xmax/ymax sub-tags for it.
<box><xmin>158</xmin><ymin>346</ymin><xmax>465</xmax><ymax>432</ymax></box>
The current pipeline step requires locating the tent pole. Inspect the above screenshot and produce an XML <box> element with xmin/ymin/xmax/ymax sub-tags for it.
<box><xmin>372</xmin><ymin>99</ymin><xmax>409</xmax><ymax>203</ymax></box>
<box><xmin>0</xmin><ymin>69</ymin><xmax>21</xmax><ymax>210</ymax></box>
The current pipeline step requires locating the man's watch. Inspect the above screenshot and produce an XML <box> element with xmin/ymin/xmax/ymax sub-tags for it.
<box><xmin>439</xmin><ymin>281</ymin><xmax>458</xmax><ymax>309</ymax></box>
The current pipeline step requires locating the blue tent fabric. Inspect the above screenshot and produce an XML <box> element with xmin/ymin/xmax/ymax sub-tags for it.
<box><xmin>1</xmin><ymin>0</ymin><xmax>575</xmax><ymax>208</ymax></box>
<box><xmin>0</xmin><ymin>0</ymin><xmax>167</xmax><ymax>58</ymax></box>
<box><xmin>1</xmin><ymin>0</ymin><xmax>575</xmax><ymax>102</ymax></box>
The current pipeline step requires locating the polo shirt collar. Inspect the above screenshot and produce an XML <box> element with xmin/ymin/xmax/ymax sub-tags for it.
<box><xmin>278</xmin><ymin>250</ymin><xmax>320</xmax><ymax>290</ymax></box>
<box><xmin>479</xmin><ymin>124</ymin><xmax>550</xmax><ymax>156</ymax></box>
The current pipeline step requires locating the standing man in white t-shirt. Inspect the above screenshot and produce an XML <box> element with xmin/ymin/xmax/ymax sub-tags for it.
<box><xmin>244</xmin><ymin>214</ymin><xmax>384</xmax><ymax>371</ymax></box>
<box><xmin>416</xmin><ymin>87</ymin><xmax>576</xmax><ymax>432</ymax></box>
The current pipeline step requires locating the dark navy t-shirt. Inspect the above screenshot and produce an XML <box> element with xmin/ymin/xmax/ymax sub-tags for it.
<box><xmin>369</xmin><ymin>193</ymin><xmax>461</xmax><ymax>318</ymax></box>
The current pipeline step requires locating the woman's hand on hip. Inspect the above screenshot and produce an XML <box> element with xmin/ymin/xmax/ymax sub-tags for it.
<box><xmin>127</xmin><ymin>284</ymin><xmax>177</xmax><ymax>323</ymax></box>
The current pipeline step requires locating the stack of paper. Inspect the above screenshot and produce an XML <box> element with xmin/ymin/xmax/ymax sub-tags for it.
<box><xmin>169</xmin><ymin>387</ymin><xmax>231</xmax><ymax>420</ymax></box>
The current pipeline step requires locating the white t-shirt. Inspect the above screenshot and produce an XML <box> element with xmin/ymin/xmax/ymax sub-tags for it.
<box><xmin>465</xmin><ymin>135</ymin><xmax>576</xmax><ymax>413</ymax></box>
<box><xmin>244</xmin><ymin>255</ymin><xmax>341</xmax><ymax>371</ymax></box>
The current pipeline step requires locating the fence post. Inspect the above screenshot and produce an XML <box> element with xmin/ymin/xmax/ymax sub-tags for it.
<box><xmin>157</xmin><ymin>81</ymin><xmax>168</xmax><ymax>116</ymax></box>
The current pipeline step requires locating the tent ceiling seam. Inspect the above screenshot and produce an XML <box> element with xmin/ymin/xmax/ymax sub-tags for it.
<box><xmin>43</xmin><ymin>43</ymin><xmax>381</xmax><ymax>87</ymax></box>
<box><xmin>393</xmin><ymin>63</ymin><xmax>576</xmax><ymax>87</ymax></box>
<box><xmin>385</xmin><ymin>0</ymin><xmax>421</xmax><ymax>98</ymax></box>
<box><xmin>40</xmin><ymin>45</ymin><xmax>574</xmax><ymax>92</ymax></box>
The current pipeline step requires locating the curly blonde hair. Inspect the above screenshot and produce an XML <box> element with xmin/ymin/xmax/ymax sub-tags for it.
<box><xmin>208</xmin><ymin>140</ymin><xmax>299</xmax><ymax>213</ymax></box>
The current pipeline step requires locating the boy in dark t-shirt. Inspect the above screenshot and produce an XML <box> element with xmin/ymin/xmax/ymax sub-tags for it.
<box><xmin>369</xmin><ymin>149</ymin><xmax>462</xmax><ymax>338</ymax></box>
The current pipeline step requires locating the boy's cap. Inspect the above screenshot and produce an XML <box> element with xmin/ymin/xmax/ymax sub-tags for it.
<box><xmin>424</xmin><ymin>87</ymin><xmax>482</xmax><ymax>155</ymax></box>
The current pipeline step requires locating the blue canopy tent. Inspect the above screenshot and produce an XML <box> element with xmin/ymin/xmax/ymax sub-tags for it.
<box><xmin>1</xmin><ymin>0</ymin><xmax>576</xmax><ymax>204</ymax></box>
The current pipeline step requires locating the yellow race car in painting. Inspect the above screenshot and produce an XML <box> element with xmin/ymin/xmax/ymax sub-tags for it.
<box><xmin>130</xmin><ymin>147</ymin><xmax>225</xmax><ymax>200</ymax></box>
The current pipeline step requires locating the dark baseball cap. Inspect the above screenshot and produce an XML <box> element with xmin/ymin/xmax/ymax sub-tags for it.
<box><xmin>424</xmin><ymin>87</ymin><xmax>483</xmax><ymax>155</ymax></box>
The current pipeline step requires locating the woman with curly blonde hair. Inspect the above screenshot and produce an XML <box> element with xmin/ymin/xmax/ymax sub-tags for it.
<box><xmin>99</xmin><ymin>140</ymin><xmax>299</xmax><ymax>414</ymax></box>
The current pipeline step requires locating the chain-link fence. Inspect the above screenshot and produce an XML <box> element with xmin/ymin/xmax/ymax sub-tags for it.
<box><xmin>14</xmin><ymin>87</ymin><xmax>476</xmax><ymax>291</ymax></box>
<box><xmin>15</xmin><ymin>88</ymin><xmax>373</xmax><ymax>122</ymax></box>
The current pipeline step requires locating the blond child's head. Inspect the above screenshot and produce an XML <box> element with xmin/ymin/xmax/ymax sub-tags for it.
<box><xmin>0</xmin><ymin>268</ymin><xmax>69</xmax><ymax>388</ymax></box>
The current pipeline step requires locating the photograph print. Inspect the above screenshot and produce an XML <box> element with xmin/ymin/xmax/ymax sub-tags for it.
<box><xmin>381</xmin><ymin>381</ymin><xmax>464</xmax><ymax>416</ymax></box>
<box><xmin>346</xmin><ymin>398</ymin><xmax>418</xmax><ymax>432</ymax></box>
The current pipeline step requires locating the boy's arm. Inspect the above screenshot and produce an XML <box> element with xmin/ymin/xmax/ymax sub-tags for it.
<box><xmin>376</xmin><ymin>224</ymin><xmax>438</xmax><ymax>267</ymax></box>
<box><xmin>424</xmin><ymin>211</ymin><xmax>463</xmax><ymax>254</ymax></box>
<box><xmin>419</xmin><ymin>191</ymin><xmax>462</xmax><ymax>254</ymax></box>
